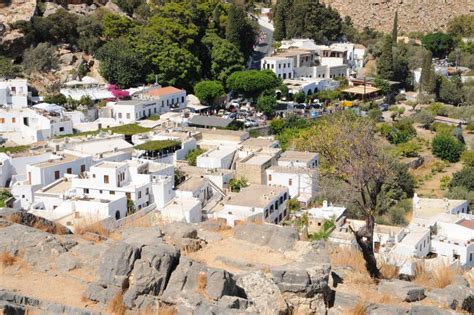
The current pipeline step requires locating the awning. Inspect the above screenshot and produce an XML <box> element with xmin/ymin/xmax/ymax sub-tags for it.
<box><xmin>186</xmin><ymin>104</ymin><xmax>209</xmax><ymax>111</ymax></box>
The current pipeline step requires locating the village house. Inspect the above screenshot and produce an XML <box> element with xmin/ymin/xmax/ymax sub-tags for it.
<box><xmin>196</xmin><ymin>146</ymin><xmax>237</xmax><ymax>170</ymax></box>
<box><xmin>216</xmin><ymin>184</ymin><xmax>289</xmax><ymax>227</ymax></box>
<box><xmin>135</xmin><ymin>86</ymin><xmax>187</xmax><ymax>110</ymax></box>
<box><xmin>160</xmin><ymin>195</ymin><xmax>202</xmax><ymax>223</ymax></box>
<box><xmin>261</xmin><ymin>56</ymin><xmax>294</xmax><ymax>80</ymax></box>
<box><xmin>0</xmin><ymin>78</ymin><xmax>29</xmax><ymax>108</ymax></box>
<box><xmin>302</xmin><ymin>201</ymin><xmax>347</xmax><ymax>234</ymax></box>
<box><xmin>236</xmin><ymin>152</ymin><xmax>276</xmax><ymax>184</ymax></box>
<box><xmin>0</xmin><ymin>107</ymin><xmax>73</xmax><ymax>144</ymax></box>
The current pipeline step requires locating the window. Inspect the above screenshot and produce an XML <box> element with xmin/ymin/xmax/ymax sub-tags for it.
<box><xmin>470</xmin><ymin>253</ymin><xmax>473</xmax><ymax>262</ymax></box>
<box><xmin>146</xmin><ymin>188</ymin><xmax>149</xmax><ymax>195</ymax></box>
<box><xmin>289</xmin><ymin>178</ymin><xmax>292</xmax><ymax>186</ymax></box>
<box><xmin>104</xmin><ymin>175</ymin><xmax>109</xmax><ymax>184</ymax></box>
<box><xmin>84</xmin><ymin>188</ymin><xmax>89</xmax><ymax>194</ymax></box>
<box><xmin>80</xmin><ymin>165</ymin><xmax>85</xmax><ymax>173</ymax></box>
<box><xmin>118</xmin><ymin>113</ymin><xmax>122</xmax><ymax>119</ymax></box>
<box><xmin>59</xmin><ymin>127</ymin><xmax>64</xmax><ymax>132</ymax></box>
<box><xmin>138</xmin><ymin>191</ymin><xmax>142</xmax><ymax>198</ymax></box>
<box><xmin>92</xmin><ymin>174</ymin><xmax>96</xmax><ymax>178</ymax></box>
<box><xmin>264</xmin><ymin>209</ymin><xmax>269</xmax><ymax>218</ymax></box>
<box><xmin>284</xmin><ymin>193</ymin><xmax>288</xmax><ymax>200</ymax></box>
<box><xmin>11</xmin><ymin>118</ymin><xmax>15</xmax><ymax>123</ymax></box>
<box><xmin>278</xmin><ymin>64</ymin><xmax>281</xmax><ymax>69</ymax></box>
<box><xmin>181</xmin><ymin>96</ymin><xmax>184</xmax><ymax>103</ymax></box>
<box><xmin>279</xmin><ymin>196</ymin><xmax>283</xmax><ymax>204</ymax></box>
<box><xmin>162</xmin><ymin>101</ymin><xmax>164</xmax><ymax>107</ymax></box>
<box><xmin>100</xmin><ymin>190</ymin><xmax>103</xmax><ymax>193</ymax></box>
<box><xmin>110</xmin><ymin>190</ymin><xmax>115</xmax><ymax>195</ymax></box>
<box><xmin>270</xmin><ymin>205</ymin><xmax>274</xmax><ymax>213</ymax></box>
<box><xmin>66</xmin><ymin>168</ymin><xmax>72</xmax><ymax>174</ymax></box>
<box><xmin>54</xmin><ymin>170</ymin><xmax>60</xmax><ymax>179</ymax></box>
<box><xmin>0</xmin><ymin>118</ymin><xmax>4</xmax><ymax>124</ymax></box>
<box><xmin>126</xmin><ymin>113</ymin><xmax>130</xmax><ymax>119</ymax></box>
<box><xmin>268</xmin><ymin>174</ymin><xmax>272</xmax><ymax>182</ymax></box>
<box><xmin>154</xmin><ymin>108</ymin><xmax>157</xmax><ymax>113</ymax></box>
<box><xmin>126</xmin><ymin>192</ymin><xmax>131</xmax><ymax>199</ymax></box>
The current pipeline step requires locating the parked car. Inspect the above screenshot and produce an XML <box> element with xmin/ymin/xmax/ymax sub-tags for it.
<box><xmin>244</xmin><ymin>119</ymin><xmax>258</xmax><ymax>128</ymax></box>
<box><xmin>379</xmin><ymin>103</ymin><xmax>389</xmax><ymax>111</ymax></box>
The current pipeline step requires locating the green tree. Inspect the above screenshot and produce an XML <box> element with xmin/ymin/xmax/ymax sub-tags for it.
<box><xmin>229</xmin><ymin>177</ymin><xmax>248</xmax><ymax>192</ymax></box>
<box><xmin>112</xmin><ymin>0</ymin><xmax>143</xmax><ymax>15</ymax></box>
<box><xmin>194</xmin><ymin>80</ymin><xmax>225</xmax><ymax>106</ymax></box>
<box><xmin>422</xmin><ymin>32</ymin><xmax>455</xmax><ymax>58</ymax></box>
<box><xmin>374</xmin><ymin>78</ymin><xmax>391</xmax><ymax>95</ymax></box>
<box><xmin>432</xmin><ymin>134</ymin><xmax>464</xmax><ymax>162</ymax></box>
<box><xmin>22</xmin><ymin>43</ymin><xmax>58</xmax><ymax>74</ymax></box>
<box><xmin>392</xmin><ymin>46</ymin><xmax>411</xmax><ymax>88</ymax></box>
<box><xmin>0</xmin><ymin>56</ymin><xmax>21</xmax><ymax>78</ymax></box>
<box><xmin>420</xmin><ymin>51</ymin><xmax>436</xmax><ymax>93</ymax></box>
<box><xmin>96</xmin><ymin>38</ymin><xmax>144</xmax><ymax>88</ymax></box>
<box><xmin>102</xmin><ymin>13</ymin><xmax>136</xmax><ymax>40</ymax></box>
<box><xmin>294</xmin><ymin>91</ymin><xmax>306</xmax><ymax>103</ymax></box>
<box><xmin>226</xmin><ymin>3</ymin><xmax>256</xmax><ymax>58</ymax></box>
<box><xmin>273</xmin><ymin>0</ymin><xmax>291</xmax><ymax>41</ymax></box>
<box><xmin>77</xmin><ymin>15</ymin><xmax>103</xmax><ymax>54</ymax></box>
<box><xmin>44</xmin><ymin>93</ymin><xmax>67</xmax><ymax>105</ymax></box>
<box><xmin>449</xmin><ymin>166</ymin><xmax>474</xmax><ymax>191</ymax></box>
<box><xmin>447</xmin><ymin>15</ymin><xmax>474</xmax><ymax>37</ymax></box>
<box><xmin>377</xmin><ymin>36</ymin><xmax>394</xmax><ymax>80</ymax></box>
<box><xmin>185</xmin><ymin>148</ymin><xmax>206</xmax><ymax>166</ymax></box>
<box><xmin>256</xmin><ymin>95</ymin><xmax>278</xmax><ymax>117</ymax></box>
<box><xmin>438</xmin><ymin>76</ymin><xmax>463</xmax><ymax>105</ymax></box>
<box><xmin>227</xmin><ymin>70</ymin><xmax>280</xmax><ymax>98</ymax></box>
<box><xmin>392</xmin><ymin>11</ymin><xmax>398</xmax><ymax>45</ymax></box>
<box><xmin>461</xmin><ymin>150</ymin><xmax>474</xmax><ymax>167</ymax></box>
<box><xmin>415</xmin><ymin>110</ymin><xmax>434</xmax><ymax>129</ymax></box>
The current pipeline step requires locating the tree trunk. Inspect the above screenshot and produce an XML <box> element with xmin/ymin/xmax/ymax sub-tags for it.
<box><xmin>353</xmin><ymin>215</ymin><xmax>381</xmax><ymax>279</ymax></box>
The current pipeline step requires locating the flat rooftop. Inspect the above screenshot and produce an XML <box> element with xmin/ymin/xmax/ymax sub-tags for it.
<box><xmin>276</xmin><ymin>48</ymin><xmax>314</xmax><ymax>57</ymax></box>
<box><xmin>179</xmin><ymin>165</ymin><xmax>234</xmax><ymax>177</ymax></box>
<box><xmin>225</xmin><ymin>184</ymin><xmax>287</xmax><ymax>208</ymax></box>
<box><xmin>398</xmin><ymin>228</ymin><xmax>428</xmax><ymax>246</ymax></box>
<box><xmin>200</xmin><ymin>146</ymin><xmax>236</xmax><ymax>159</ymax></box>
<box><xmin>342</xmin><ymin>86</ymin><xmax>380</xmax><ymax>95</ymax></box>
<box><xmin>33</xmin><ymin>154</ymin><xmax>82</xmax><ymax>169</ymax></box>
<box><xmin>162</xmin><ymin>196</ymin><xmax>200</xmax><ymax>212</ymax></box>
<box><xmin>66</xmin><ymin>137</ymin><xmax>133</xmax><ymax>155</ymax></box>
<box><xmin>279</xmin><ymin>150</ymin><xmax>318</xmax><ymax>163</ymax></box>
<box><xmin>177</xmin><ymin>176</ymin><xmax>205</xmax><ymax>192</ymax></box>
<box><xmin>413</xmin><ymin>197</ymin><xmax>468</xmax><ymax>219</ymax></box>
<box><xmin>243</xmin><ymin>153</ymin><xmax>273</xmax><ymax>166</ymax></box>
<box><xmin>93</xmin><ymin>161</ymin><xmax>126</xmax><ymax>169</ymax></box>
<box><xmin>240</xmin><ymin>138</ymin><xmax>278</xmax><ymax>148</ymax></box>
<box><xmin>39</xmin><ymin>178</ymin><xmax>72</xmax><ymax>195</ymax></box>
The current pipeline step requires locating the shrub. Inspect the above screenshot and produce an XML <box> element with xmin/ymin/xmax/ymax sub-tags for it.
<box><xmin>389</xmin><ymin>207</ymin><xmax>407</xmax><ymax>226</ymax></box>
<box><xmin>440</xmin><ymin>175</ymin><xmax>451</xmax><ymax>190</ymax></box>
<box><xmin>185</xmin><ymin>148</ymin><xmax>206</xmax><ymax>166</ymax></box>
<box><xmin>22</xmin><ymin>43</ymin><xmax>58</xmax><ymax>74</ymax></box>
<box><xmin>415</xmin><ymin>110</ymin><xmax>434</xmax><ymax>129</ymax></box>
<box><xmin>414</xmin><ymin>261</ymin><xmax>462</xmax><ymax>288</ymax></box>
<box><xmin>431</xmin><ymin>160</ymin><xmax>447</xmax><ymax>174</ymax></box>
<box><xmin>467</xmin><ymin>122</ymin><xmax>474</xmax><ymax>133</ymax></box>
<box><xmin>229</xmin><ymin>177</ymin><xmax>248</xmax><ymax>192</ymax></box>
<box><xmin>428</xmin><ymin>102</ymin><xmax>449</xmax><ymax>116</ymax></box>
<box><xmin>288</xmin><ymin>198</ymin><xmax>300</xmax><ymax>212</ymax></box>
<box><xmin>461</xmin><ymin>150</ymin><xmax>474</xmax><ymax>167</ymax></box>
<box><xmin>368</xmin><ymin>108</ymin><xmax>383</xmax><ymax>122</ymax></box>
<box><xmin>449</xmin><ymin>166</ymin><xmax>474</xmax><ymax>191</ymax></box>
<box><xmin>394</xmin><ymin>139</ymin><xmax>421</xmax><ymax>158</ymax></box>
<box><xmin>431</xmin><ymin>134</ymin><xmax>464</xmax><ymax>162</ymax></box>
<box><xmin>381</xmin><ymin>118</ymin><xmax>416</xmax><ymax>144</ymax></box>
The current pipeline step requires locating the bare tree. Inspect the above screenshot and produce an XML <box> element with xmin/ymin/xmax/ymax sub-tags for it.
<box><xmin>292</xmin><ymin>112</ymin><xmax>392</xmax><ymax>278</ymax></box>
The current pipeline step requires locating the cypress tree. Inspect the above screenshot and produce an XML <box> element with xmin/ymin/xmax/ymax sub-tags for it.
<box><xmin>420</xmin><ymin>51</ymin><xmax>436</xmax><ymax>93</ymax></box>
<box><xmin>273</xmin><ymin>0</ymin><xmax>291</xmax><ymax>41</ymax></box>
<box><xmin>377</xmin><ymin>35</ymin><xmax>394</xmax><ymax>80</ymax></box>
<box><xmin>392</xmin><ymin>11</ymin><xmax>398</xmax><ymax>45</ymax></box>
<box><xmin>226</xmin><ymin>3</ymin><xmax>256</xmax><ymax>59</ymax></box>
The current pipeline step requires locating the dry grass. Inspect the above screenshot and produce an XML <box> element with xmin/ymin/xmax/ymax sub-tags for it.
<box><xmin>32</xmin><ymin>220</ymin><xmax>69</xmax><ymax>235</ymax></box>
<box><xmin>139</xmin><ymin>303</ymin><xmax>178</xmax><ymax>315</ymax></box>
<box><xmin>345</xmin><ymin>301</ymin><xmax>368</xmax><ymax>315</ymax></box>
<box><xmin>74</xmin><ymin>219</ymin><xmax>110</xmax><ymax>241</ymax></box>
<box><xmin>330</xmin><ymin>246</ymin><xmax>368</xmax><ymax>274</ymax></box>
<box><xmin>464</xmin><ymin>270</ymin><xmax>474</xmax><ymax>288</ymax></box>
<box><xmin>414</xmin><ymin>261</ymin><xmax>462</xmax><ymax>289</ymax></box>
<box><xmin>378</xmin><ymin>259</ymin><xmax>399</xmax><ymax>280</ymax></box>
<box><xmin>108</xmin><ymin>291</ymin><xmax>126</xmax><ymax>315</ymax></box>
<box><xmin>0</xmin><ymin>250</ymin><xmax>17</xmax><ymax>268</ymax></box>
<box><xmin>5</xmin><ymin>213</ymin><xmax>22</xmax><ymax>224</ymax></box>
<box><xmin>196</xmin><ymin>271</ymin><xmax>209</xmax><ymax>299</ymax></box>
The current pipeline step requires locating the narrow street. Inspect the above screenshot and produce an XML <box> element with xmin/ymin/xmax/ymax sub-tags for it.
<box><xmin>249</xmin><ymin>16</ymin><xmax>274</xmax><ymax>69</ymax></box>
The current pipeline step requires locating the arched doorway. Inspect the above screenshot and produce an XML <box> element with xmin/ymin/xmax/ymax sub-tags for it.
<box><xmin>115</xmin><ymin>211</ymin><xmax>121</xmax><ymax>220</ymax></box>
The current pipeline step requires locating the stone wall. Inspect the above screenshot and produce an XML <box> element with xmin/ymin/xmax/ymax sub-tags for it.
<box><xmin>321</xmin><ymin>0</ymin><xmax>474</xmax><ymax>33</ymax></box>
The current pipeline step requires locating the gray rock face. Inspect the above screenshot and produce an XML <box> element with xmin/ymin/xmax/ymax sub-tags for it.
<box><xmin>462</xmin><ymin>295</ymin><xmax>474</xmax><ymax>314</ymax></box>
<box><xmin>96</xmin><ymin>242</ymin><xmax>140</xmax><ymax>288</ymax></box>
<box><xmin>123</xmin><ymin>244</ymin><xmax>180</xmax><ymax>308</ymax></box>
<box><xmin>0</xmin><ymin>289</ymin><xmax>100</xmax><ymax>315</ymax></box>
<box><xmin>0</xmin><ymin>223</ymin><xmax>66</xmax><ymax>272</ymax></box>
<box><xmin>236</xmin><ymin>271</ymin><xmax>287</xmax><ymax>313</ymax></box>
<box><xmin>84</xmin><ymin>282</ymin><xmax>122</xmax><ymax>305</ymax></box>
<box><xmin>233</xmin><ymin>223</ymin><xmax>299</xmax><ymax>251</ymax></box>
<box><xmin>56</xmin><ymin>252</ymin><xmax>81</xmax><ymax>272</ymax></box>
<box><xmin>121</xmin><ymin>226</ymin><xmax>163</xmax><ymax>246</ymax></box>
<box><xmin>409</xmin><ymin>305</ymin><xmax>452</xmax><ymax>315</ymax></box>
<box><xmin>426</xmin><ymin>284</ymin><xmax>474</xmax><ymax>310</ymax></box>
<box><xmin>271</xmin><ymin>269</ymin><xmax>311</xmax><ymax>293</ymax></box>
<box><xmin>367</xmin><ymin>303</ymin><xmax>409</xmax><ymax>315</ymax></box>
<box><xmin>0</xmin><ymin>208</ymin><xmax>71</xmax><ymax>235</ymax></box>
<box><xmin>162</xmin><ymin>222</ymin><xmax>198</xmax><ymax>240</ymax></box>
<box><xmin>378</xmin><ymin>279</ymin><xmax>426</xmax><ymax>302</ymax></box>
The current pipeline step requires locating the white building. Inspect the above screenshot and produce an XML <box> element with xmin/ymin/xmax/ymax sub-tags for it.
<box><xmin>217</xmin><ymin>184</ymin><xmax>289</xmax><ymax>226</ymax></box>
<box><xmin>284</xmin><ymin>78</ymin><xmax>340</xmax><ymax>96</ymax></box>
<box><xmin>111</xmin><ymin>100</ymin><xmax>161</xmax><ymax>124</ymax></box>
<box><xmin>71</xmin><ymin>161</ymin><xmax>152</xmax><ymax>211</ymax></box>
<box><xmin>160</xmin><ymin>195</ymin><xmax>202</xmax><ymax>223</ymax></box>
<box><xmin>176</xmin><ymin>177</ymin><xmax>213</xmax><ymax>207</ymax></box>
<box><xmin>0</xmin><ymin>79</ymin><xmax>29</xmax><ymax>108</ymax></box>
<box><xmin>278</xmin><ymin>150</ymin><xmax>319</xmax><ymax>168</ymax></box>
<box><xmin>412</xmin><ymin>193</ymin><xmax>470</xmax><ymax>226</ymax></box>
<box><xmin>303</xmin><ymin>201</ymin><xmax>346</xmax><ymax>233</ymax></box>
<box><xmin>0</xmin><ymin>108</ymin><xmax>73</xmax><ymax>144</ymax></box>
<box><xmin>135</xmin><ymin>86</ymin><xmax>187</xmax><ymax>109</ymax></box>
<box><xmin>261</xmin><ymin>57</ymin><xmax>294</xmax><ymax>80</ymax></box>
<box><xmin>196</xmin><ymin>146</ymin><xmax>236</xmax><ymax>169</ymax></box>
<box><xmin>266</xmin><ymin>165</ymin><xmax>318</xmax><ymax>206</ymax></box>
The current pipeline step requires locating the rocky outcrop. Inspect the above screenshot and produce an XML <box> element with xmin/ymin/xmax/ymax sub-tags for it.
<box><xmin>0</xmin><ymin>208</ymin><xmax>71</xmax><ymax>235</ymax></box>
<box><xmin>233</xmin><ymin>223</ymin><xmax>299</xmax><ymax>251</ymax></box>
<box><xmin>321</xmin><ymin>0</ymin><xmax>474</xmax><ymax>33</ymax></box>
<box><xmin>378</xmin><ymin>279</ymin><xmax>426</xmax><ymax>302</ymax></box>
<box><xmin>0</xmin><ymin>289</ymin><xmax>100</xmax><ymax>315</ymax></box>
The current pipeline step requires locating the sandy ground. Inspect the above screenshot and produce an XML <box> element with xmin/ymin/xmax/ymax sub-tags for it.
<box><xmin>0</xmin><ymin>265</ymin><xmax>100</xmax><ymax>312</ymax></box>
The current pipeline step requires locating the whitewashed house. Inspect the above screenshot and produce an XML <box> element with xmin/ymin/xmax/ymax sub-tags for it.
<box><xmin>0</xmin><ymin>79</ymin><xmax>29</xmax><ymax>108</ymax></box>
<box><xmin>261</xmin><ymin>56</ymin><xmax>294</xmax><ymax>80</ymax></box>
<box><xmin>196</xmin><ymin>146</ymin><xmax>236</xmax><ymax>170</ymax></box>
<box><xmin>160</xmin><ymin>195</ymin><xmax>202</xmax><ymax>223</ymax></box>
<box><xmin>217</xmin><ymin>184</ymin><xmax>289</xmax><ymax>226</ymax></box>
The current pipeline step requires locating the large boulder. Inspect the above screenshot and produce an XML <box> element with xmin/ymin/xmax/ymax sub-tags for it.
<box><xmin>409</xmin><ymin>305</ymin><xmax>453</xmax><ymax>314</ymax></box>
<box><xmin>367</xmin><ymin>303</ymin><xmax>409</xmax><ymax>315</ymax></box>
<box><xmin>96</xmin><ymin>241</ymin><xmax>140</xmax><ymax>288</ymax></box>
<box><xmin>120</xmin><ymin>226</ymin><xmax>163</xmax><ymax>247</ymax></box>
<box><xmin>122</xmin><ymin>244</ymin><xmax>180</xmax><ymax>308</ymax></box>
<box><xmin>236</xmin><ymin>271</ymin><xmax>287</xmax><ymax>313</ymax></box>
<box><xmin>378</xmin><ymin>279</ymin><xmax>426</xmax><ymax>302</ymax></box>
<box><xmin>0</xmin><ymin>223</ymin><xmax>67</xmax><ymax>272</ymax></box>
<box><xmin>426</xmin><ymin>284</ymin><xmax>474</xmax><ymax>310</ymax></box>
<box><xmin>233</xmin><ymin>223</ymin><xmax>299</xmax><ymax>251</ymax></box>
<box><xmin>0</xmin><ymin>208</ymin><xmax>71</xmax><ymax>234</ymax></box>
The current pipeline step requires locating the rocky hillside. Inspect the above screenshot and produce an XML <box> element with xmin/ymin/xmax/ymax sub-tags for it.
<box><xmin>0</xmin><ymin>208</ymin><xmax>473</xmax><ymax>314</ymax></box>
<box><xmin>321</xmin><ymin>0</ymin><xmax>474</xmax><ymax>33</ymax></box>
